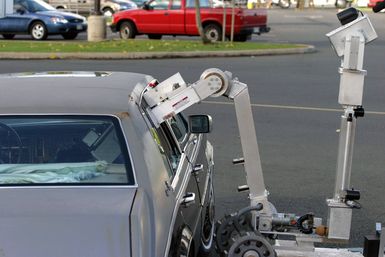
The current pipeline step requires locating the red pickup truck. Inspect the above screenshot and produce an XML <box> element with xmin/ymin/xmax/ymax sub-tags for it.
<box><xmin>110</xmin><ymin>0</ymin><xmax>268</xmax><ymax>42</ymax></box>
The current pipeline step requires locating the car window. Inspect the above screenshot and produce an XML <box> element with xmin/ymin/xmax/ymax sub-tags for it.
<box><xmin>150</xmin><ymin>0</ymin><xmax>170</xmax><ymax>9</ymax></box>
<box><xmin>13</xmin><ymin>3</ymin><xmax>26</xmax><ymax>12</ymax></box>
<box><xmin>168</xmin><ymin>113</ymin><xmax>188</xmax><ymax>145</ymax></box>
<box><xmin>16</xmin><ymin>0</ymin><xmax>56</xmax><ymax>12</ymax></box>
<box><xmin>0</xmin><ymin>115</ymin><xmax>134</xmax><ymax>185</ymax></box>
<box><xmin>186</xmin><ymin>0</ymin><xmax>210</xmax><ymax>7</ymax></box>
<box><xmin>170</xmin><ymin>0</ymin><xmax>181</xmax><ymax>9</ymax></box>
<box><xmin>150</xmin><ymin>123</ymin><xmax>181</xmax><ymax>178</ymax></box>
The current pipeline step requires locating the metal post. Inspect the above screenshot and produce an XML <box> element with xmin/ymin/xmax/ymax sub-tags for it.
<box><xmin>0</xmin><ymin>0</ymin><xmax>5</xmax><ymax>18</ymax></box>
<box><xmin>1</xmin><ymin>0</ymin><xmax>13</xmax><ymax>18</ymax></box>
<box><xmin>222</xmin><ymin>5</ymin><xmax>226</xmax><ymax>42</ymax></box>
<box><xmin>95</xmin><ymin>0</ymin><xmax>102</xmax><ymax>15</ymax></box>
<box><xmin>230</xmin><ymin>0</ymin><xmax>235</xmax><ymax>42</ymax></box>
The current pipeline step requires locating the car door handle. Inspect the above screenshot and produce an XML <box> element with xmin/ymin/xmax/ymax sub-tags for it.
<box><xmin>181</xmin><ymin>192</ymin><xmax>195</xmax><ymax>207</ymax></box>
<box><xmin>192</xmin><ymin>164</ymin><xmax>203</xmax><ymax>175</ymax></box>
<box><xmin>164</xmin><ymin>12</ymin><xmax>169</xmax><ymax>16</ymax></box>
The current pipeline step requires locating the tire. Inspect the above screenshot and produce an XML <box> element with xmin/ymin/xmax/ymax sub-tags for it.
<box><xmin>61</xmin><ymin>32</ymin><xmax>78</xmax><ymax>40</ymax></box>
<box><xmin>102</xmin><ymin>7</ymin><xmax>114</xmax><ymax>17</ymax></box>
<box><xmin>279</xmin><ymin>0</ymin><xmax>291</xmax><ymax>8</ymax></box>
<box><xmin>198</xmin><ymin>177</ymin><xmax>215</xmax><ymax>256</ymax></box>
<box><xmin>30</xmin><ymin>21</ymin><xmax>48</xmax><ymax>40</ymax></box>
<box><xmin>203</xmin><ymin>24</ymin><xmax>221</xmax><ymax>43</ymax></box>
<box><xmin>148</xmin><ymin>34</ymin><xmax>162</xmax><ymax>40</ymax></box>
<box><xmin>2</xmin><ymin>34</ymin><xmax>15</xmax><ymax>39</ymax></box>
<box><xmin>233</xmin><ymin>34</ymin><xmax>249</xmax><ymax>42</ymax></box>
<box><xmin>119</xmin><ymin>21</ymin><xmax>136</xmax><ymax>39</ymax></box>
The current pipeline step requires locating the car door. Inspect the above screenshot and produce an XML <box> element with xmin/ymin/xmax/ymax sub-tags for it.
<box><xmin>153</xmin><ymin>114</ymin><xmax>204</xmax><ymax>256</ymax></box>
<box><xmin>167</xmin><ymin>114</ymin><xmax>212</xmax><ymax>255</ymax></box>
<box><xmin>135</xmin><ymin>0</ymin><xmax>171</xmax><ymax>33</ymax></box>
<box><xmin>167</xmin><ymin>0</ymin><xmax>184</xmax><ymax>34</ymax></box>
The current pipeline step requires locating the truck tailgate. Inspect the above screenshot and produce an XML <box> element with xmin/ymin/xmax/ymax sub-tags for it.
<box><xmin>241</xmin><ymin>8</ymin><xmax>268</xmax><ymax>28</ymax></box>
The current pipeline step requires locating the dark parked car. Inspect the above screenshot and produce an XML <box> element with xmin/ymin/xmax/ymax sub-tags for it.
<box><xmin>0</xmin><ymin>71</ymin><xmax>215</xmax><ymax>257</ymax></box>
<box><xmin>0</xmin><ymin>0</ymin><xmax>87</xmax><ymax>40</ymax></box>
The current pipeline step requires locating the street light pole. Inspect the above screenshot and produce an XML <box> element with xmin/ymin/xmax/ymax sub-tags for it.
<box><xmin>94</xmin><ymin>0</ymin><xmax>102</xmax><ymax>15</ymax></box>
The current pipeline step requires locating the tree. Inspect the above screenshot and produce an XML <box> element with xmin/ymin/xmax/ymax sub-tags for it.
<box><xmin>194</xmin><ymin>0</ymin><xmax>211</xmax><ymax>43</ymax></box>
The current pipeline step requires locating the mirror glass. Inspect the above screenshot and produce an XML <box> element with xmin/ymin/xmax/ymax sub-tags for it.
<box><xmin>189</xmin><ymin>115</ymin><xmax>212</xmax><ymax>134</ymax></box>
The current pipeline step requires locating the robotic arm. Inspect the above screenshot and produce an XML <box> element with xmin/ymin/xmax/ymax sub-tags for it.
<box><xmin>141</xmin><ymin>68</ymin><xmax>272</xmax><ymax>214</ymax></box>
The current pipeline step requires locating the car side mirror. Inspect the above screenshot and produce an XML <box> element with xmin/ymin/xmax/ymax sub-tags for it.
<box><xmin>189</xmin><ymin>115</ymin><xmax>212</xmax><ymax>134</ymax></box>
<box><xmin>142</xmin><ymin>2</ymin><xmax>153</xmax><ymax>10</ymax></box>
<box><xmin>16</xmin><ymin>9</ymin><xmax>25</xmax><ymax>15</ymax></box>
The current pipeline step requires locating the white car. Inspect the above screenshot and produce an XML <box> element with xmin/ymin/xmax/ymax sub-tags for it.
<box><xmin>0</xmin><ymin>71</ymin><xmax>215</xmax><ymax>257</ymax></box>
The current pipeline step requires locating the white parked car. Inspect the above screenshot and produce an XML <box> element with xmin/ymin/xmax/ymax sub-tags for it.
<box><xmin>0</xmin><ymin>71</ymin><xmax>215</xmax><ymax>257</ymax></box>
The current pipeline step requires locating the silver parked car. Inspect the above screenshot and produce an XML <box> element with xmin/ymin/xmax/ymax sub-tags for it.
<box><xmin>0</xmin><ymin>71</ymin><xmax>215</xmax><ymax>257</ymax></box>
<box><xmin>45</xmin><ymin>0</ymin><xmax>138</xmax><ymax>16</ymax></box>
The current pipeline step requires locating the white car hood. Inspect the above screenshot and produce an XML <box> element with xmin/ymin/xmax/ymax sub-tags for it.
<box><xmin>0</xmin><ymin>187</ymin><xmax>136</xmax><ymax>257</ymax></box>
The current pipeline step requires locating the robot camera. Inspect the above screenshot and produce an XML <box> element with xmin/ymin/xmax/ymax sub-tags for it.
<box><xmin>326</xmin><ymin>8</ymin><xmax>377</xmax><ymax>57</ymax></box>
<box><xmin>337</xmin><ymin>7</ymin><xmax>359</xmax><ymax>25</ymax></box>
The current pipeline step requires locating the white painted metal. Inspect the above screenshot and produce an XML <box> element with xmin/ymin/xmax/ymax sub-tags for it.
<box><xmin>326</xmin><ymin>15</ymin><xmax>377</xmax><ymax>57</ymax></box>
<box><xmin>378</xmin><ymin>226</ymin><xmax>385</xmax><ymax>257</ymax></box>
<box><xmin>333</xmin><ymin>108</ymin><xmax>356</xmax><ymax>200</ymax></box>
<box><xmin>230</xmin><ymin>81</ymin><xmax>270</xmax><ymax>214</ymax></box>
<box><xmin>338</xmin><ymin>35</ymin><xmax>366</xmax><ymax>106</ymax></box>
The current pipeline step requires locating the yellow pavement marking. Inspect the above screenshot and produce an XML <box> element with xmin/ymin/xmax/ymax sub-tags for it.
<box><xmin>202</xmin><ymin>101</ymin><xmax>385</xmax><ymax>115</ymax></box>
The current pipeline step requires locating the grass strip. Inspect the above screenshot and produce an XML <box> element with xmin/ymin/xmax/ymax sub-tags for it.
<box><xmin>0</xmin><ymin>39</ymin><xmax>301</xmax><ymax>53</ymax></box>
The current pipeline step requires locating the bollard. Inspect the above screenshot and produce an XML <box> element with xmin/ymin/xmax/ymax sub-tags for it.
<box><xmin>87</xmin><ymin>15</ymin><xmax>106</xmax><ymax>42</ymax></box>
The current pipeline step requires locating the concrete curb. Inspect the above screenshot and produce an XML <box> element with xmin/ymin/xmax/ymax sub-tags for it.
<box><xmin>0</xmin><ymin>44</ymin><xmax>316</xmax><ymax>59</ymax></box>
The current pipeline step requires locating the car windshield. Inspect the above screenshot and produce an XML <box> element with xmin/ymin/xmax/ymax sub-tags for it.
<box><xmin>16</xmin><ymin>0</ymin><xmax>56</xmax><ymax>12</ymax></box>
<box><xmin>0</xmin><ymin>115</ymin><xmax>134</xmax><ymax>185</ymax></box>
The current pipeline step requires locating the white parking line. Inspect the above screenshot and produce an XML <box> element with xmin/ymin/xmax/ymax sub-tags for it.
<box><xmin>202</xmin><ymin>101</ymin><xmax>385</xmax><ymax>115</ymax></box>
<box><xmin>284</xmin><ymin>15</ymin><xmax>324</xmax><ymax>19</ymax></box>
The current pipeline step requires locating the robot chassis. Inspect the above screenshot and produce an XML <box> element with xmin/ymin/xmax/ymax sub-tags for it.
<box><xmin>141</xmin><ymin>8</ymin><xmax>378</xmax><ymax>257</ymax></box>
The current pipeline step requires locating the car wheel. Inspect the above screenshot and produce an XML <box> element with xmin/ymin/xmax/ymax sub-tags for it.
<box><xmin>148</xmin><ymin>34</ymin><xmax>162</xmax><ymax>40</ymax></box>
<box><xmin>2</xmin><ymin>34</ymin><xmax>15</xmax><ymax>39</ymax></box>
<box><xmin>30</xmin><ymin>21</ymin><xmax>48</xmax><ymax>40</ymax></box>
<box><xmin>102</xmin><ymin>7</ymin><xmax>114</xmax><ymax>17</ymax></box>
<box><xmin>198</xmin><ymin>177</ymin><xmax>215</xmax><ymax>256</ymax></box>
<box><xmin>119</xmin><ymin>21</ymin><xmax>136</xmax><ymax>39</ymax></box>
<box><xmin>61</xmin><ymin>32</ymin><xmax>78</xmax><ymax>40</ymax></box>
<box><xmin>203</xmin><ymin>24</ymin><xmax>221</xmax><ymax>43</ymax></box>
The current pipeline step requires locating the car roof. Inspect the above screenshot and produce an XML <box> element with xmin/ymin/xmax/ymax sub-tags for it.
<box><xmin>0</xmin><ymin>71</ymin><xmax>152</xmax><ymax>115</ymax></box>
